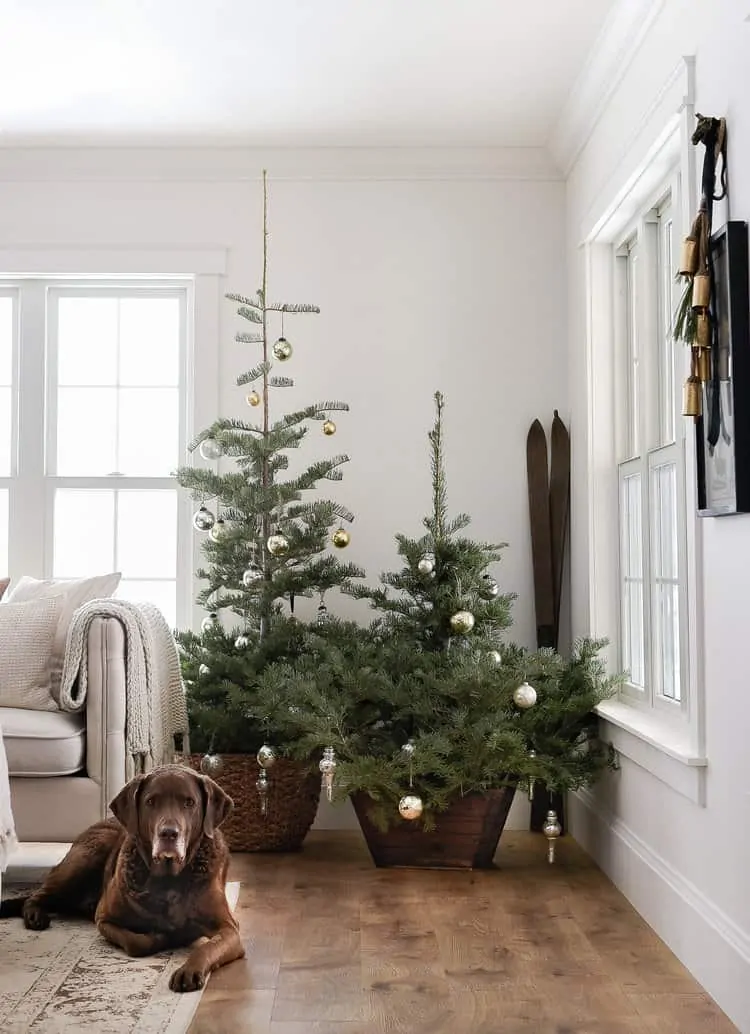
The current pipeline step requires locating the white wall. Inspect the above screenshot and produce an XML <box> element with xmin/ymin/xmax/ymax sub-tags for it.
<box><xmin>564</xmin><ymin>2</ymin><xmax>750</xmax><ymax>1030</ymax></box>
<box><xmin>0</xmin><ymin>147</ymin><xmax>567</xmax><ymax>831</ymax></box>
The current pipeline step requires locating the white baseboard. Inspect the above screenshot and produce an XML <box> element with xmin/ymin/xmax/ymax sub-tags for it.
<box><xmin>571</xmin><ymin>788</ymin><xmax>750</xmax><ymax>1033</ymax></box>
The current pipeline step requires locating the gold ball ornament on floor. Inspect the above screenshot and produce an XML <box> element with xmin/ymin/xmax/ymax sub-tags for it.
<box><xmin>267</xmin><ymin>532</ymin><xmax>290</xmax><ymax>557</ymax></box>
<box><xmin>332</xmin><ymin>527</ymin><xmax>350</xmax><ymax>548</ymax></box>
<box><xmin>398</xmin><ymin>794</ymin><xmax>424</xmax><ymax>820</ymax></box>
<box><xmin>450</xmin><ymin>610</ymin><xmax>475</xmax><ymax>635</ymax></box>
<box><xmin>246</xmin><ymin>390</ymin><xmax>261</xmax><ymax>407</ymax></box>
<box><xmin>513</xmin><ymin>681</ymin><xmax>538</xmax><ymax>709</ymax></box>
<box><xmin>322</xmin><ymin>419</ymin><xmax>337</xmax><ymax>436</ymax></box>
<box><xmin>272</xmin><ymin>337</ymin><xmax>293</xmax><ymax>361</ymax></box>
<box><xmin>200</xmin><ymin>753</ymin><xmax>223</xmax><ymax>775</ymax></box>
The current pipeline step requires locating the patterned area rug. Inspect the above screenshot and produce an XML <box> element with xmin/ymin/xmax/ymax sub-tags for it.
<box><xmin>0</xmin><ymin>882</ymin><xmax>241</xmax><ymax>1034</ymax></box>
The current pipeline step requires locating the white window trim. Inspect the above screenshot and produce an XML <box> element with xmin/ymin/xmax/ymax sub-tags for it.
<box><xmin>0</xmin><ymin>245</ymin><xmax>225</xmax><ymax>633</ymax></box>
<box><xmin>580</xmin><ymin>58</ymin><xmax>707</xmax><ymax>804</ymax></box>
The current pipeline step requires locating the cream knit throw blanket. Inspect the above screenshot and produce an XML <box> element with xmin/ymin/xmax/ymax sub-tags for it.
<box><xmin>59</xmin><ymin>599</ymin><xmax>190</xmax><ymax>779</ymax></box>
<box><xmin>0</xmin><ymin>716</ymin><xmax>16</xmax><ymax>873</ymax></box>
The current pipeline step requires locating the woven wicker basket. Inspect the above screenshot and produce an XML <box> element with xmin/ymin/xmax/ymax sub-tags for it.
<box><xmin>182</xmin><ymin>753</ymin><xmax>321</xmax><ymax>853</ymax></box>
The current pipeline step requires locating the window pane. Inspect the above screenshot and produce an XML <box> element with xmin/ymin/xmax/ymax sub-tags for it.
<box><xmin>57</xmin><ymin>387</ymin><xmax>118</xmax><ymax>476</ymax></box>
<box><xmin>0</xmin><ymin>386</ymin><xmax>11</xmax><ymax>476</ymax></box>
<box><xmin>117</xmin><ymin>490</ymin><xmax>177</xmax><ymax>579</ymax></box>
<box><xmin>58</xmin><ymin>297</ymin><xmax>118</xmax><ymax>387</ymax></box>
<box><xmin>627</xmin><ymin>253</ymin><xmax>640</xmax><ymax>457</ymax></box>
<box><xmin>0</xmin><ymin>296</ymin><xmax>12</xmax><ymax>385</ymax></box>
<box><xmin>659</xmin><ymin>214</ymin><xmax>676</xmax><ymax>445</ymax></box>
<box><xmin>620</xmin><ymin>472</ymin><xmax>645</xmax><ymax>687</ymax></box>
<box><xmin>117</xmin><ymin>579</ymin><xmax>176</xmax><ymax>629</ymax></box>
<box><xmin>651</xmin><ymin>461</ymin><xmax>681</xmax><ymax>701</ymax></box>
<box><xmin>118</xmin><ymin>388</ymin><xmax>179</xmax><ymax>477</ymax></box>
<box><xmin>54</xmin><ymin>489</ymin><xmax>115</xmax><ymax>577</ymax></box>
<box><xmin>119</xmin><ymin>298</ymin><xmax>180</xmax><ymax>386</ymax></box>
<box><xmin>0</xmin><ymin>489</ymin><xmax>8</xmax><ymax>576</ymax></box>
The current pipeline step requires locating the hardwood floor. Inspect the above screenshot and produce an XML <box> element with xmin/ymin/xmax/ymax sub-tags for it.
<box><xmin>190</xmin><ymin>830</ymin><xmax>738</xmax><ymax>1034</ymax></box>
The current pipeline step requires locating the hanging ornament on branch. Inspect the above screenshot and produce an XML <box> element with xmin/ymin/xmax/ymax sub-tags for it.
<box><xmin>200</xmin><ymin>612</ymin><xmax>220</xmax><ymax>633</ymax></box>
<box><xmin>246</xmin><ymin>390</ymin><xmax>261</xmax><ymax>407</ymax></box>
<box><xmin>267</xmin><ymin>529</ymin><xmax>290</xmax><ymax>556</ymax></box>
<box><xmin>480</xmin><ymin>574</ymin><xmax>499</xmax><ymax>599</ymax></box>
<box><xmin>209</xmin><ymin>517</ymin><xmax>228</xmax><ymax>542</ymax></box>
<box><xmin>543</xmin><ymin>808</ymin><xmax>562</xmax><ymax>863</ymax></box>
<box><xmin>450</xmin><ymin>610</ymin><xmax>475</xmax><ymax>634</ymax></box>
<box><xmin>319</xmin><ymin>746</ymin><xmax>337</xmax><ymax>802</ymax></box>
<box><xmin>192</xmin><ymin>505</ymin><xmax>216</xmax><ymax>532</ymax></box>
<box><xmin>417</xmin><ymin>553</ymin><xmax>435</xmax><ymax>576</ymax></box>
<box><xmin>397</xmin><ymin>739</ymin><xmax>423</xmax><ymax>820</ymax></box>
<box><xmin>199</xmin><ymin>438</ymin><xmax>224</xmax><ymax>461</ymax></box>
<box><xmin>513</xmin><ymin>680</ymin><xmax>538</xmax><ymax>709</ymax></box>
<box><xmin>322</xmin><ymin>419</ymin><xmax>336</xmax><ymax>436</ymax></box>
<box><xmin>200</xmin><ymin>751</ymin><xmax>223</xmax><ymax>775</ymax></box>
<box><xmin>332</xmin><ymin>526</ymin><xmax>350</xmax><ymax>548</ymax></box>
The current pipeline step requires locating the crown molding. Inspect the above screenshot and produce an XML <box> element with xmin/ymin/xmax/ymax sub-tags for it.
<box><xmin>548</xmin><ymin>0</ymin><xmax>667</xmax><ymax>176</ymax></box>
<box><xmin>0</xmin><ymin>145</ymin><xmax>561</xmax><ymax>184</ymax></box>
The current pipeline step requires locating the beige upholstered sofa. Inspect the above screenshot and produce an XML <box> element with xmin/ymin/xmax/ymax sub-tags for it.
<box><xmin>2</xmin><ymin>617</ymin><xmax>128</xmax><ymax>843</ymax></box>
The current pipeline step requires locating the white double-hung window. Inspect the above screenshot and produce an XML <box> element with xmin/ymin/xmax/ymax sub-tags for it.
<box><xmin>0</xmin><ymin>280</ymin><xmax>189</xmax><ymax>628</ymax></box>
<box><xmin>615</xmin><ymin>180</ymin><xmax>690</xmax><ymax>716</ymax></box>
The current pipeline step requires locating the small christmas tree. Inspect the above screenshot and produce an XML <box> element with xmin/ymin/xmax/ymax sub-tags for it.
<box><xmin>175</xmin><ymin>170</ymin><xmax>364</xmax><ymax>758</ymax></box>
<box><xmin>258</xmin><ymin>392</ymin><xmax>619</xmax><ymax>835</ymax></box>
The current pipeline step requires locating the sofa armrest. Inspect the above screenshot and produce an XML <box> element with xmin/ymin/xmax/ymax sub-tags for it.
<box><xmin>84</xmin><ymin>616</ymin><xmax>127</xmax><ymax>816</ymax></box>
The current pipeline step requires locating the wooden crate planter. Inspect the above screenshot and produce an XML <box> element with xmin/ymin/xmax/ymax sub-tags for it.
<box><xmin>183</xmin><ymin>753</ymin><xmax>320</xmax><ymax>853</ymax></box>
<box><xmin>351</xmin><ymin>785</ymin><xmax>517</xmax><ymax>870</ymax></box>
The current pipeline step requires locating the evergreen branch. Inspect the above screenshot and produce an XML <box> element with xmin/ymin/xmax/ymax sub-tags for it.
<box><xmin>226</xmin><ymin>292</ymin><xmax>262</xmax><ymax>311</ymax></box>
<box><xmin>237</xmin><ymin>306</ymin><xmax>263</xmax><ymax>324</ymax></box>
<box><xmin>236</xmin><ymin>362</ymin><xmax>271</xmax><ymax>387</ymax></box>
<box><xmin>270</xmin><ymin>376</ymin><xmax>294</xmax><ymax>387</ymax></box>
<box><xmin>429</xmin><ymin>391</ymin><xmax>448</xmax><ymax>540</ymax></box>
<box><xmin>266</xmin><ymin>302</ymin><xmax>321</xmax><ymax>313</ymax></box>
<box><xmin>235</xmin><ymin>332</ymin><xmax>265</xmax><ymax>344</ymax></box>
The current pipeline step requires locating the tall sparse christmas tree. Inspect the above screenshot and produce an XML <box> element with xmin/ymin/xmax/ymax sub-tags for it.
<box><xmin>175</xmin><ymin>170</ymin><xmax>364</xmax><ymax>761</ymax></box>
<box><xmin>258</xmin><ymin>393</ymin><xmax>619</xmax><ymax>865</ymax></box>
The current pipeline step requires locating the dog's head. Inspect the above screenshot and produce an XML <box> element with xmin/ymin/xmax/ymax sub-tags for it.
<box><xmin>109</xmin><ymin>764</ymin><xmax>233</xmax><ymax>877</ymax></box>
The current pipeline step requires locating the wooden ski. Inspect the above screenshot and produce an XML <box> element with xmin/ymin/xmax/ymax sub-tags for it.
<box><xmin>526</xmin><ymin>419</ymin><xmax>555</xmax><ymax>649</ymax></box>
<box><xmin>549</xmin><ymin>410</ymin><xmax>571</xmax><ymax>647</ymax></box>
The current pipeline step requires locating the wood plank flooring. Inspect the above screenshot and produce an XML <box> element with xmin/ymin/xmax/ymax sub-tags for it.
<box><xmin>189</xmin><ymin>830</ymin><xmax>738</xmax><ymax>1034</ymax></box>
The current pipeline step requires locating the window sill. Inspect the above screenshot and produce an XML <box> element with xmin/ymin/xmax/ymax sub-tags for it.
<box><xmin>595</xmin><ymin>698</ymin><xmax>707</xmax><ymax>805</ymax></box>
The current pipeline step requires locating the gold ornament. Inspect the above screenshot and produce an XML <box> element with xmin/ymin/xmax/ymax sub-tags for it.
<box><xmin>209</xmin><ymin>518</ymin><xmax>228</xmax><ymax>542</ymax></box>
<box><xmin>332</xmin><ymin>527</ymin><xmax>350</xmax><ymax>548</ymax></box>
<box><xmin>267</xmin><ymin>532</ymin><xmax>290</xmax><ymax>557</ymax></box>
<box><xmin>398</xmin><ymin>794</ymin><xmax>423</xmax><ymax>820</ymax></box>
<box><xmin>543</xmin><ymin>809</ymin><xmax>562</xmax><ymax>863</ymax></box>
<box><xmin>487</xmin><ymin>649</ymin><xmax>502</xmax><ymax>666</ymax></box>
<box><xmin>273</xmin><ymin>337</ymin><xmax>293</xmax><ymax>361</ymax></box>
<box><xmin>257</xmin><ymin>744</ymin><xmax>276</xmax><ymax>769</ymax></box>
<box><xmin>246</xmin><ymin>390</ymin><xmax>261</xmax><ymax>407</ymax></box>
<box><xmin>322</xmin><ymin>419</ymin><xmax>337</xmax><ymax>436</ymax></box>
<box><xmin>450</xmin><ymin>610</ymin><xmax>475</xmax><ymax>635</ymax></box>
<box><xmin>513</xmin><ymin>681</ymin><xmax>538</xmax><ymax>709</ymax></box>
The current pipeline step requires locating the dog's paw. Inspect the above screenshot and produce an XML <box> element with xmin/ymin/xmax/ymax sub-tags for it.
<box><xmin>23</xmin><ymin>905</ymin><xmax>51</xmax><ymax>931</ymax></box>
<box><xmin>169</xmin><ymin>964</ymin><xmax>207</xmax><ymax>993</ymax></box>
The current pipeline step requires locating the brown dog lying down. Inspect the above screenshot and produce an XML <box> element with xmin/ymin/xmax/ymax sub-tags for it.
<box><xmin>0</xmin><ymin>764</ymin><xmax>245</xmax><ymax>992</ymax></box>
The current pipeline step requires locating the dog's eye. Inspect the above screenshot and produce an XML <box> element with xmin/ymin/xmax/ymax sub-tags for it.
<box><xmin>184</xmin><ymin>797</ymin><xmax>195</xmax><ymax>808</ymax></box>
<box><xmin>145</xmin><ymin>797</ymin><xmax>156</xmax><ymax>808</ymax></box>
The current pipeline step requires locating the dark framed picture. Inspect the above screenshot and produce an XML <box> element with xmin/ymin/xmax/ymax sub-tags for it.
<box><xmin>695</xmin><ymin>220</ymin><xmax>750</xmax><ymax>516</ymax></box>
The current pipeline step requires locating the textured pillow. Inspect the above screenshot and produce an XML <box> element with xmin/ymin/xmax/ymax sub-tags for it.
<box><xmin>6</xmin><ymin>573</ymin><xmax>121</xmax><ymax>703</ymax></box>
<box><xmin>0</xmin><ymin>577</ymin><xmax>9</xmax><ymax>601</ymax></box>
<box><xmin>0</xmin><ymin>596</ymin><xmax>63</xmax><ymax>711</ymax></box>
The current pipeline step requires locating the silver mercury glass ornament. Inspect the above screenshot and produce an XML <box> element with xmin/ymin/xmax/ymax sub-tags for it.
<box><xmin>543</xmin><ymin>809</ymin><xmax>562</xmax><ymax>863</ymax></box>
<box><xmin>319</xmin><ymin>746</ymin><xmax>337</xmax><ymax>802</ymax></box>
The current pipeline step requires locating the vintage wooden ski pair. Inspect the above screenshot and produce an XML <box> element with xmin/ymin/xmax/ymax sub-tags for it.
<box><xmin>526</xmin><ymin>410</ymin><xmax>570</xmax><ymax>832</ymax></box>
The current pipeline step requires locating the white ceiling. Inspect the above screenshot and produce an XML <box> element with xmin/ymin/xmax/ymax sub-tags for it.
<box><xmin>0</xmin><ymin>0</ymin><xmax>618</xmax><ymax>147</ymax></box>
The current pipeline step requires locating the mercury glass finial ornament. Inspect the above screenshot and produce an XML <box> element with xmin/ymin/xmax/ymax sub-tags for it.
<box><xmin>192</xmin><ymin>505</ymin><xmax>216</xmax><ymax>532</ymax></box>
<box><xmin>319</xmin><ymin>746</ymin><xmax>337</xmax><ymax>802</ymax></box>
<box><xmin>398</xmin><ymin>794</ymin><xmax>423</xmax><ymax>820</ymax></box>
<box><xmin>199</xmin><ymin>437</ymin><xmax>223</xmax><ymax>461</ymax></box>
<box><xmin>257</xmin><ymin>744</ymin><xmax>276</xmax><ymax>769</ymax></box>
<box><xmin>256</xmin><ymin>769</ymin><xmax>269</xmax><ymax>816</ymax></box>
<box><xmin>528</xmin><ymin>749</ymin><xmax>537</xmax><ymax>802</ymax></box>
<box><xmin>513</xmin><ymin>681</ymin><xmax>538</xmax><ymax>709</ymax></box>
<box><xmin>543</xmin><ymin>808</ymin><xmax>562</xmax><ymax>863</ymax></box>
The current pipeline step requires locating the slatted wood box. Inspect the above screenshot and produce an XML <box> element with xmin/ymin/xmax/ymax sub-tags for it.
<box><xmin>351</xmin><ymin>785</ymin><xmax>517</xmax><ymax>869</ymax></box>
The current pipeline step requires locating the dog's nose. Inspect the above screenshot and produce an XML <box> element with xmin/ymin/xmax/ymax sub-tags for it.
<box><xmin>158</xmin><ymin>826</ymin><xmax>179</xmax><ymax>841</ymax></box>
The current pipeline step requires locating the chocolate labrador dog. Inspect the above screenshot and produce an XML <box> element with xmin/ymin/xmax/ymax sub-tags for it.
<box><xmin>0</xmin><ymin>764</ymin><xmax>244</xmax><ymax>992</ymax></box>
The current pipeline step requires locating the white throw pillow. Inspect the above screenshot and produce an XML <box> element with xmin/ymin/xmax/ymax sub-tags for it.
<box><xmin>0</xmin><ymin>596</ymin><xmax>63</xmax><ymax>711</ymax></box>
<box><xmin>6</xmin><ymin>573</ymin><xmax>121</xmax><ymax>704</ymax></box>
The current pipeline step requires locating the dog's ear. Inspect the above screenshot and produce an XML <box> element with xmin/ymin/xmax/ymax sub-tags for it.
<box><xmin>199</xmin><ymin>775</ymin><xmax>233</xmax><ymax>838</ymax></box>
<box><xmin>110</xmin><ymin>775</ymin><xmax>146</xmax><ymax>837</ymax></box>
